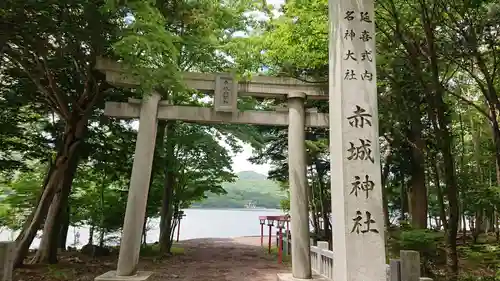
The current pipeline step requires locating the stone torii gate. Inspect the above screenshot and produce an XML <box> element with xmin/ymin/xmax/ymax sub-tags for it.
<box><xmin>94</xmin><ymin>58</ymin><xmax>329</xmax><ymax>281</ymax></box>
<box><xmin>94</xmin><ymin>1</ymin><xmax>387</xmax><ymax>280</ymax></box>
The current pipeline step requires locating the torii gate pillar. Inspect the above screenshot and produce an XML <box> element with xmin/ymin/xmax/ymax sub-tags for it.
<box><xmin>95</xmin><ymin>93</ymin><xmax>160</xmax><ymax>281</ymax></box>
<box><xmin>288</xmin><ymin>92</ymin><xmax>312</xmax><ymax>279</ymax></box>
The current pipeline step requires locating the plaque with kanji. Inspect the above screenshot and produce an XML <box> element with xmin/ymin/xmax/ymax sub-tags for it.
<box><xmin>214</xmin><ymin>74</ymin><xmax>238</xmax><ymax>113</ymax></box>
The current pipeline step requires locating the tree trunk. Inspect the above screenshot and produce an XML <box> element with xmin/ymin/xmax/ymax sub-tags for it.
<box><xmin>314</xmin><ymin>158</ymin><xmax>329</xmax><ymax>240</ymax></box>
<box><xmin>420</xmin><ymin>7</ymin><xmax>459</xmax><ymax>278</ymax></box>
<box><xmin>311</xmin><ymin>211</ymin><xmax>319</xmax><ymax>237</ymax></box>
<box><xmin>487</xmin><ymin>209</ymin><xmax>494</xmax><ymax>235</ymax></box>
<box><xmin>170</xmin><ymin>214</ymin><xmax>178</xmax><ymax>244</ymax></box>
<box><xmin>13</xmin><ymin>119</ymin><xmax>86</xmax><ymax>267</ymax></box>
<box><xmin>408</xmin><ymin>110</ymin><xmax>427</xmax><ymax>229</ymax></box>
<box><xmin>435</xmin><ymin>217</ymin><xmax>441</xmax><ymax>230</ymax></box>
<box><xmin>99</xmin><ymin>230</ymin><xmax>105</xmax><ymax>248</ymax></box>
<box><xmin>473</xmin><ymin>42</ymin><xmax>500</xmax><ymax>192</ymax></box>
<box><xmin>462</xmin><ymin>209</ymin><xmax>467</xmax><ymax>244</ymax></box>
<box><xmin>308</xmin><ymin>164</ymin><xmax>320</xmax><ymax>236</ymax></box>
<box><xmin>99</xmin><ymin>173</ymin><xmax>106</xmax><ymax>248</ymax></box>
<box><xmin>400</xmin><ymin>175</ymin><xmax>407</xmax><ymax>222</ymax></box>
<box><xmin>88</xmin><ymin>225</ymin><xmax>94</xmax><ymax>246</ymax></box>
<box><xmin>439</xmin><ymin>113</ymin><xmax>460</xmax><ymax>281</ymax></box>
<box><xmin>495</xmin><ymin>209</ymin><xmax>499</xmax><ymax>242</ymax></box>
<box><xmin>58</xmin><ymin>204</ymin><xmax>70</xmax><ymax>251</ymax></box>
<box><xmin>431</xmin><ymin>155</ymin><xmax>448</xmax><ymax>231</ymax></box>
<box><xmin>32</xmin><ymin>149</ymin><xmax>80</xmax><ymax>264</ymax></box>
<box><xmin>160</xmin><ymin>121</ymin><xmax>177</xmax><ymax>253</ymax></box>
<box><xmin>381</xmin><ymin>152</ymin><xmax>392</xmax><ymax>229</ymax></box>
<box><xmin>407</xmin><ymin>182</ymin><xmax>413</xmax><ymax>223</ymax></box>
<box><xmin>321</xmin><ymin>202</ymin><xmax>330</xmax><ymax>239</ymax></box>
<box><xmin>167</xmin><ymin>204</ymin><xmax>180</xmax><ymax>251</ymax></box>
<box><xmin>142</xmin><ymin>218</ymin><xmax>147</xmax><ymax>246</ymax></box>
<box><xmin>14</xmin><ymin>159</ymin><xmax>55</xmax><ymax>251</ymax></box>
<box><xmin>472</xmin><ymin>210</ymin><xmax>483</xmax><ymax>243</ymax></box>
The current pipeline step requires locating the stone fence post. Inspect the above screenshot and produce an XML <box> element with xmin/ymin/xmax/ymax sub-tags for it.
<box><xmin>386</xmin><ymin>251</ymin><xmax>433</xmax><ymax>281</ymax></box>
<box><xmin>0</xmin><ymin>242</ymin><xmax>15</xmax><ymax>281</ymax></box>
<box><xmin>400</xmin><ymin>250</ymin><xmax>421</xmax><ymax>281</ymax></box>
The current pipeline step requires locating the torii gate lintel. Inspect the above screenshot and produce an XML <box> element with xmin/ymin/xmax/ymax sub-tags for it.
<box><xmin>104</xmin><ymin>100</ymin><xmax>328</xmax><ymax>127</ymax></box>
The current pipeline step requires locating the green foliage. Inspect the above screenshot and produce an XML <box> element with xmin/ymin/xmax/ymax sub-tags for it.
<box><xmin>460</xmin><ymin>244</ymin><xmax>500</xmax><ymax>270</ymax></box>
<box><xmin>267</xmin><ymin>245</ymin><xmax>291</xmax><ymax>265</ymax></box>
<box><xmin>46</xmin><ymin>265</ymin><xmax>70</xmax><ymax>281</ymax></box>
<box><xmin>151</xmin><ymin>122</ymin><xmax>238</xmax><ymax>209</ymax></box>
<box><xmin>459</xmin><ymin>275</ymin><xmax>497</xmax><ymax>281</ymax></box>
<box><xmin>397</xmin><ymin>229</ymin><xmax>442</xmax><ymax>253</ymax></box>
<box><xmin>105</xmin><ymin>0</ymin><xmax>180</xmax><ymax>93</ymax></box>
<box><xmin>0</xmin><ymin>166</ymin><xmax>45</xmax><ymax>229</ymax></box>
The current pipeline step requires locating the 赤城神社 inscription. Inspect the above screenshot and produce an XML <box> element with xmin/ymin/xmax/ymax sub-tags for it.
<box><xmin>347</xmin><ymin>139</ymin><xmax>374</xmax><ymax>163</ymax></box>
<box><xmin>350</xmin><ymin>175</ymin><xmax>375</xmax><ymax>199</ymax></box>
<box><xmin>351</xmin><ymin>210</ymin><xmax>379</xmax><ymax>234</ymax></box>
<box><xmin>347</xmin><ymin>106</ymin><xmax>372</xmax><ymax>128</ymax></box>
<box><xmin>329</xmin><ymin>1</ymin><xmax>386</xmax><ymax>281</ymax></box>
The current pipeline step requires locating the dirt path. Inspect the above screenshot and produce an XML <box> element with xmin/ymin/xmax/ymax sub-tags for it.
<box><xmin>144</xmin><ymin>237</ymin><xmax>288</xmax><ymax>281</ymax></box>
<box><xmin>13</xmin><ymin>237</ymin><xmax>287</xmax><ymax>281</ymax></box>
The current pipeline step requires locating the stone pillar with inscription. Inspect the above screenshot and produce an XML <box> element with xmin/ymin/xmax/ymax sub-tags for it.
<box><xmin>328</xmin><ymin>1</ymin><xmax>387</xmax><ymax>281</ymax></box>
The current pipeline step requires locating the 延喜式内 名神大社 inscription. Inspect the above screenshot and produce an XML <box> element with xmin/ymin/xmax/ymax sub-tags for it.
<box><xmin>344</xmin><ymin>11</ymin><xmax>373</xmax><ymax>23</ymax></box>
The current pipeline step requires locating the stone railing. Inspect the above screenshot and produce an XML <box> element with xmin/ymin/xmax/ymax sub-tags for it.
<box><xmin>310</xmin><ymin>241</ymin><xmax>334</xmax><ymax>279</ymax></box>
<box><xmin>310</xmin><ymin>241</ymin><xmax>433</xmax><ymax>281</ymax></box>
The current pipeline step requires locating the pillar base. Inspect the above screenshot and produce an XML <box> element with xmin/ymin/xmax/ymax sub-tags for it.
<box><xmin>95</xmin><ymin>271</ymin><xmax>153</xmax><ymax>281</ymax></box>
<box><xmin>277</xmin><ymin>273</ymin><xmax>330</xmax><ymax>281</ymax></box>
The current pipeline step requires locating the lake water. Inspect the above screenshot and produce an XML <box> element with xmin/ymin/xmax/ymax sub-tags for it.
<box><xmin>0</xmin><ymin>208</ymin><xmax>284</xmax><ymax>249</ymax></box>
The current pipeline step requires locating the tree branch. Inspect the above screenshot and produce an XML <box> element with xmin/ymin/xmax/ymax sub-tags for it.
<box><xmin>447</xmin><ymin>90</ymin><xmax>491</xmax><ymax>120</ymax></box>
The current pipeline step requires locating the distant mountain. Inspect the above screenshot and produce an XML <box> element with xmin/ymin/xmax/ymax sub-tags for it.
<box><xmin>223</xmin><ymin>171</ymin><xmax>285</xmax><ymax>195</ymax></box>
<box><xmin>236</xmin><ymin>171</ymin><xmax>267</xmax><ymax>180</ymax></box>
<box><xmin>192</xmin><ymin>171</ymin><xmax>286</xmax><ymax>209</ymax></box>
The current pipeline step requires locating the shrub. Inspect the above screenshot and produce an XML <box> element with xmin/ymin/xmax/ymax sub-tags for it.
<box><xmin>398</xmin><ymin>229</ymin><xmax>441</xmax><ymax>254</ymax></box>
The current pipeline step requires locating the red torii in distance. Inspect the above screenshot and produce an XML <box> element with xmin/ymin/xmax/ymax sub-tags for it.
<box><xmin>259</xmin><ymin>215</ymin><xmax>290</xmax><ymax>263</ymax></box>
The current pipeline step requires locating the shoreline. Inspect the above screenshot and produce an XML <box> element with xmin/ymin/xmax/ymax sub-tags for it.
<box><xmin>0</xmin><ymin>208</ymin><xmax>286</xmax><ymax>250</ymax></box>
<box><xmin>0</xmin><ymin>236</ymin><xmax>280</xmax><ymax>251</ymax></box>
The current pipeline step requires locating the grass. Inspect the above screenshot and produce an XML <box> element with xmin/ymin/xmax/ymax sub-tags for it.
<box><xmin>265</xmin><ymin>245</ymin><xmax>291</xmax><ymax>265</ymax></box>
<box><xmin>46</xmin><ymin>265</ymin><xmax>71</xmax><ymax>280</ymax></box>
